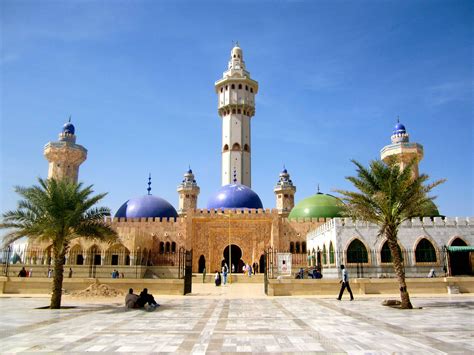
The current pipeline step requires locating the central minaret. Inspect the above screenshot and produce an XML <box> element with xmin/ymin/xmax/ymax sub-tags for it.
<box><xmin>215</xmin><ymin>43</ymin><xmax>258</xmax><ymax>187</ymax></box>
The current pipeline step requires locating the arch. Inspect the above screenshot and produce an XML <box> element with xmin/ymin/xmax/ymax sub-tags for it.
<box><xmin>159</xmin><ymin>242</ymin><xmax>165</xmax><ymax>254</ymax></box>
<box><xmin>449</xmin><ymin>236</ymin><xmax>468</xmax><ymax>246</ymax></box>
<box><xmin>259</xmin><ymin>254</ymin><xmax>265</xmax><ymax>273</ymax></box>
<box><xmin>250</xmin><ymin>87</ymin><xmax>254</xmax><ymax>93</ymax></box>
<box><xmin>380</xmin><ymin>240</ymin><xmax>404</xmax><ymax>263</ymax></box>
<box><xmin>223</xmin><ymin>244</ymin><xmax>243</xmax><ymax>272</ymax></box>
<box><xmin>232</xmin><ymin>143</ymin><xmax>241</xmax><ymax>151</ymax></box>
<box><xmin>415</xmin><ymin>238</ymin><xmax>437</xmax><ymax>263</ymax></box>
<box><xmin>198</xmin><ymin>255</ymin><xmax>206</xmax><ymax>273</ymax></box>
<box><xmin>223</xmin><ymin>144</ymin><xmax>229</xmax><ymax>152</ymax></box>
<box><xmin>302</xmin><ymin>242</ymin><xmax>307</xmax><ymax>254</ymax></box>
<box><xmin>346</xmin><ymin>238</ymin><xmax>369</xmax><ymax>264</ymax></box>
<box><xmin>171</xmin><ymin>242</ymin><xmax>176</xmax><ymax>253</ymax></box>
<box><xmin>448</xmin><ymin>237</ymin><xmax>471</xmax><ymax>275</ymax></box>
<box><xmin>225</xmin><ymin>85</ymin><xmax>228</xmax><ymax>90</ymax></box>
<box><xmin>88</xmin><ymin>245</ymin><xmax>101</xmax><ymax>265</ymax></box>
<box><xmin>289</xmin><ymin>242</ymin><xmax>295</xmax><ymax>253</ymax></box>
<box><xmin>105</xmin><ymin>243</ymin><xmax>130</xmax><ymax>265</ymax></box>
<box><xmin>243</xmin><ymin>144</ymin><xmax>249</xmax><ymax>152</ymax></box>
<box><xmin>329</xmin><ymin>242</ymin><xmax>335</xmax><ymax>264</ymax></box>
<box><xmin>231</xmin><ymin>84</ymin><xmax>235</xmax><ymax>89</ymax></box>
<box><xmin>322</xmin><ymin>244</ymin><xmax>327</xmax><ymax>264</ymax></box>
<box><xmin>295</xmin><ymin>242</ymin><xmax>300</xmax><ymax>253</ymax></box>
<box><xmin>220</xmin><ymin>87</ymin><xmax>223</xmax><ymax>93</ymax></box>
<box><xmin>238</xmin><ymin>84</ymin><xmax>242</xmax><ymax>89</ymax></box>
<box><xmin>69</xmin><ymin>245</ymin><xmax>84</xmax><ymax>265</ymax></box>
<box><xmin>245</xmin><ymin>85</ymin><xmax>249</xmax><ymax>91</ymax></box>
<box><xmin>165</xmin><ymin>242</ymin><xmax>171</xmax><ymax>253</ymax></box>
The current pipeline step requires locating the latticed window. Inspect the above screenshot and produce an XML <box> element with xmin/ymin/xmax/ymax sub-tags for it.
<box><xmin>381</xmin><ymin>241</ymin><xmax>403</xmax><ymax>263</ymax></box>
<box><xmin>415</xmin><ymin>238</ymin><xmax>437</xmax><ymax>262</ymax></box>
<box><xmin>302</xmin><ymin>242</ymin><xmax>306</xmax><ymax>253</ymax></box>
<box><xmin>159</xmin><ymin>242</ymin><xmax>164</xmax><ymax>254</ymax></box>
<box><xmin>347</xmin><ymin>239</ymin><xmax>368</xmax><ymax>263</ymax></box>
<box><xmin>171</xmin><ymin>242</ymin><xmax>176</xmax><ymax>253</ymax></box>
<box><xmin>289</xmin><ymin>242</ymin><xmax>294</xmax><ymax>253</ymax></box>
<box><xmin>295</xmin><ymin>242</ymin><xmax>300</xmax><ymax>253</ymax></box>
<box><xmin>329</xmin><ymin>242</ymin><xmax>334</xmax><ymax>264</ymax></box>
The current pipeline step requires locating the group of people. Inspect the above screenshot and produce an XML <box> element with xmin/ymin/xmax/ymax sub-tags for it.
<box><xmin>111</xmin><ymin>269</ymin><xmax>123</xmax><ymax>278</ymax></box>
<box><xmin>295</xmin><ymin>268</ymin><xmax>323</xmax><ymax>279</ymax></box>
<box><xmin>125</xmin><ymin>288</ymin><xmax>159</xmax><ymax>309</ymax></box>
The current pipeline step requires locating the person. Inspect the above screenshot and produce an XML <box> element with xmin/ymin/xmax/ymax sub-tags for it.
<box><xmin>252</xmin><ymin>261</ymin><xmax>258</xmax><ymax>275</ymax></box>
<box><xmin>214</xmin><ymin>270</ymin><xmax>221</xmax><ymax>286</ymax></box>
<box><xmin>203</xmin><ymin>267</ymin><xmax>206</xmax><ymax>283</ymax></box>
<box><xmin>28</xmin><ymin>268</ymin><xmax>33</xmax><ymax>277</ymax></box>
<box><xmin>68</xmin><ymin>268</ymin><xmax>73</xmax><ymax>278</ymax></box>
<box><xmin>18</xmin><ymin>267</ymin><xmax>27</xmax><ymax>277</ymax></box>
<box><xmin>314</xmin><ymin>269</ymin><xmax>323</xmax><ymax>279</ymax></box>
<box><xmin>222</xmin><ymin>263</ymin><xmax>228</xmax><ymax>285</ymax></box>
<box><xmin>121</xmin><ymin>272</ymin><xmax>124</xmax><ymax>278</ymax></box>
<box><xmin>428</xmin><ymin>268</ymin><xmax>436</xmax><ymax>278</ymax></box>
<box><xmin>137</xmin><ymin>288</ymin><xmax>159</xmax><ymax>309</ymax></box>
<box><xmin>247</xmin><ymin>264</ymin><xmax>252</xmax><ymax>277</ymax></box>
<box><xmin>125</xmin><ymin>288</ymin><xmax>139</xmax><ymax>308</ymax></box>
<box><xmin>337</xmin><ymin>264</ymin><xmax>354</xmax><ymax>301</ymax></box>
<box><xmin>231</xmin><ymin>264</ymin><xmax>235</xmax><ymax>273</ymax></box>
<box><xmin>47</xmin><ymin>267</ymin><xmax>52</xmax><ymax>278</ymax></box>
<box><xmin>298</xmin><ymin>268</ymin><xmax>305</xmax><ymax>279</ymax></box>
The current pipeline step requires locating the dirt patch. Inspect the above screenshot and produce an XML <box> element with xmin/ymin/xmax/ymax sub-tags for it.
<box><xmin>70</xmin><ymin>282</ymin><xmax>124</xmax><ymax>298</ymax></box>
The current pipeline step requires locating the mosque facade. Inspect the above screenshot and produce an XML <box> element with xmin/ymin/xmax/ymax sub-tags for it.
<box><xmin>22</xmin><ymin>45</ymin><xmax>472</xmax><ymax>277</ymax></box>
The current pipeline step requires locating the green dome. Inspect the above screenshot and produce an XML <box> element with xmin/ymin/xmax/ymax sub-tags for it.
<box><xmin>418</xmin><ymin>200</ymin><xmax>441</xmax><ymax>218</ymax></box>
<box><xmin>289</xmin><ymin>193</ymin><xmax>344</xmax><ymax>219</ymax></box>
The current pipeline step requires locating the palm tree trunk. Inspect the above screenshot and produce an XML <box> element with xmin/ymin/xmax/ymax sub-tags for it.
<box><xmin>386</xmin><ymin>227</ymin><xmax>413</xmax><ymax>309</ymax></box>
<box><xmin>50</xmin><ymin>245</ymin><xmax>66</xmax><ymax>309</ymax></box>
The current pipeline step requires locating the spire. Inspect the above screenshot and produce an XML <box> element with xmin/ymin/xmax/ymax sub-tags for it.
<box><xmin>317</xmin><ymin>184</ymin><xmax>320</xmax><ymax>194</ymax></box>
<box><xmin>68</xmin><ymin>115</ymin><xmax>71</xmax><ymax>123</ymax></box>
<box><xmin>233</xmin><ymin>168</ymin><xmax>237</xmax><ymax>184</ymax></box>
<box><xmin>147</xmin><ymin>173</ymin><xmax>152</xmax><ymax>195</ymax></box>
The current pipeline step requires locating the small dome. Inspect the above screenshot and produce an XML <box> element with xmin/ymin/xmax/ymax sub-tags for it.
<box><xmin>207</xmin><ymin>184</ymin><xmax>263</xmax><ymax>210</ymax></box>
<box><xmin>63</xmin><ymin>122</ymin><xmax>75</xmax><ymax>135</ymax></box>
<box><xmin>289</xmin><ymin>193</ymin><xmax>343</xmax><ymax>219</ymax></box>
<box><xmin>393</xmin><ymin>122</ymin><xmax>406</xmax><ymax>135</ymax></box>
<box><xmin>115</xmin><ymin>195</ymin><xmax>178</xmax><ymax>219</ymax></box>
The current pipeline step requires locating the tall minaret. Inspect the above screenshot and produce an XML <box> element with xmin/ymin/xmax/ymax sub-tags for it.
<box><xmin>177</xmin><ymin>167</ymin><xmax>200</xmax><ymax>216</ymax></box>
<box><xmin>380</xmin><ymin>120</ymin><xmax>423</xmax><ymax>178</ymax></box>
<box><xmin>274</xmin><ymin>166</ymin><xmax>296</xmax><ymax>215</ymax></box>
<box><xmin>215</xmin><ymin>43</ymin><xmax>258</xmax><ymax>187</ymax></box>
<box><xmin>44</xmin><ymin>119</ymin><xmax>87</xmax><ymax>183</ymax></box>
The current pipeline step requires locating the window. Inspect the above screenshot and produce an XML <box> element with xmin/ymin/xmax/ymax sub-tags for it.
<box><xmin>231</xmin><ymin>84</ymin><xmax>235</xmax><ymax>89</ymax></box>
<box><xmin>245</xmin><ymin>85</ymin><xmax>248</xmax><ymax>91</ymax></box>
<box><xmin>415</xmin><ymin>238</ymin><xmax>437</xmax><ymax>262</ymax></box>
<box><xmin>239</xmin><ymin>84</ymin><xmax>242</xmax><ymax>89</ymax></box>
<box><xmin>220</xmin><ymin>87</ymin><xmax>223</xmax><ymax>93</ymax></box>
<box><xmin>225</xmin><ymin>85</ymin><xmax>228</xmax><ymax>90</ymax></box>
<box><xmin>243</xmin><ymin>144</ymin><xmax>249</xmax><ymax>152</ymax></box>
<box><xmin>381</xmin><ymin>241</ymin><xmax>403</xmax><ymax>263</ymax></box>
<box><xmin>289</xmin><ymin>242</ymin><xmax>294</xmax><ymax>253</ymax></box>
<box><xmin>171</xmin><ymin>242</ymin><xmax>176</xmax><ymax>253</ymax></box>
<box><xmin>322</xmin><ymin>245</ymin><xmax>327</xmax><ymax>264</ymax></box>
<box><xmin>111</xmin><ymin>255</ymin><xmax>119</xmax><ymax>265</ymax></box>
<box><xmin>159</xmin><ymin>242</ymin><xmax>164</xmax><ymax>254</ymax></box>
<box><xmin>296</xmin><ymin>242</ymin><xmax>300</xmax><ymax>253</ymax></box>
<box><xmin>329</xmin><ymin>242</ymin><xmax>335</xmax><ymax>264</ymax></box>
<box><xmin>76</xmin><ymin>255</ymin><xmax>84</xmax><ymax>265</ymax></box>
<box><xmin>223</xmin><ymin>144</ymin><xmax>229</xmax><ymax>152</ymax></box>
<box><xmin>232</xmin><ymin>109</ymin><xmax>236</xmax><ymax>114</ymax></box>
<box><xmin>250</xmin><ymin>88</ymin><xmax>253</xmax><ymax>93</ymax></box>
<box><xmin>237</xmin><ymin>109</ymin><xmax>241</xmax><ymax>114</ymax></box>
<box><xmin>347</xmin><ymin>239</ymin><xmax>368</xmax><ymax>263</ymax></box>
<box><xmin>232</xmin><ymin>143</ymin><xmax>241</xmax><ymax>151</ymax></box>
<box><xmin>302</xmin><ymin>242</ymin><xmax>307</xmax><ymax>253</ymax></box>
<box><xmin>165</xmin><ymin>242</ymin><xmax>171</xmax><ymax>253</ymax></box>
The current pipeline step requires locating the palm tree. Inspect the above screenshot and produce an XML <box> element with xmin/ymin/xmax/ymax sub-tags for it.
<box><xmin>0</xmin><ymin>178</ymin><xmax>117</xmax><ymax>309</ymax></box>
<box><xmin>336</xmin><ymin>158</ymin><xmax>445</xmax><ymax>309</ymax></box>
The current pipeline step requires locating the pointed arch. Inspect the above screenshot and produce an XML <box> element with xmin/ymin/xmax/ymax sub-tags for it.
<box><xmin>69</xmin><ymin>245</ymin><xmax>84</xmax><ymax>265</ymax></box>
<box><xmin>329</xmin><ymin>242</ymin><xmax>335</xmax><ymax>264</ymax></box>
<box><xmin>232</xmin><ymin>143</ymin><xmax>241</xmax><ymax>151</ymax></box>
<box><xmin>346</xmin><ymin>238</ymin><xmax>369</xmax><ymax>264</ymax></box>
<box><xmin>415</xmin><ymin>238</ymin><xmax>437</xmax><ymax>263</ymax></box>
<box><xmin>223</xmin><ymin>144</ymin><xmax>229</xmax><ymax>152</ymax></box>
<box><xmin>171</xmin><ymin>242</ymin><xmax>177</xmax><ymax>253</ymax></box>
<box><xmin>322</xmin><ymin>244</ymin><xmax>327</xmax><ymax>264</ymax></box>
<box><xmin>380</xmin><ymin>240</ymin><xmax>404</xmax><ymax>263</ymax></box>
<box><xmin>295</xmin><ymin>242</ymin><xmax>300</xmax><ymax>253</ymax></box>
<box><xmin>243</xmin><ymin>144</ymin><xmax>249</xmax><ymax>152</ymax></box>
<box><xmin>449</xmin><ymin>236</ymin><xmax>468</xmax><ymax>246</ymax></box>
<box><xmin>165</xmin><ymin>242</ymin><xmax>171</xmax><ymax>253</ymax></box>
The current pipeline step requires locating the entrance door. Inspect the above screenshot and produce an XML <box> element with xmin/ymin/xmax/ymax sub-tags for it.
<box><xmin>198</xmin><ymin>255</ymin><xmax>206</xmax><ymax>273</ymax></box>
<box><xmin>450</xmin><ymin>238</ymin><xmax>471</xmax><ymax>275</ymax></box>
<box><xmin>223</xmin><ymin>244</ymin><xmax>242</xmax><ymax>273</ymax></box>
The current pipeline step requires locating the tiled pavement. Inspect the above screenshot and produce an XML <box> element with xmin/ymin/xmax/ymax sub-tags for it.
<box><xmin>0</xmin><ymin>286</ymin><xmax>473</xmax><ymax>354</ymax></box>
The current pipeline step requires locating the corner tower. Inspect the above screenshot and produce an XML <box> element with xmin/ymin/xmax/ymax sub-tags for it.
<box><xmin>44</xmin><ymin>119</ymin><xmax>87</xmax><ymax>183</ymax></box>
<box><xmin>215</xmin><ymin>43</ymin><xmax>258</xmax><ymax>187</ymax></box>
<box><xmin>380</xmin><ymin>121</ymin><xmax>423</xmax><ymax>178</ymax></box>
<box><xmin>177</xmin><ymin>167</ymin><xmax>200</xmax><ymax>216</ymax></box>
<box><xmin>274</xmin><ymin>167</ymin><xmax>296</xmax><ymax>215</ymax></box>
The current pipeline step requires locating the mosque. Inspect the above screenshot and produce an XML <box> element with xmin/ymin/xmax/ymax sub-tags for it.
<box><xmin>23</xmin><ymin>45</ymin><xmax>473</xmax><ymax>278</ymax></box>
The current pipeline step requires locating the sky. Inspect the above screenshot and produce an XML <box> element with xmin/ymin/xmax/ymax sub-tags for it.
<box><xmin>1</xmin><ymin>0</ymin><xmax>473</xmax><ymax>218</ymax></box>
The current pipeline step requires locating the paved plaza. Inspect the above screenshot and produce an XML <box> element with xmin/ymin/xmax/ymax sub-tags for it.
<box><xmin>0</xmin><ymin>285</ymin><xmax>473</xmax><ymax>354</ymax></box>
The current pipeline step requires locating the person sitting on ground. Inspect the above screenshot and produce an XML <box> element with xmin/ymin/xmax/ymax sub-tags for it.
<box><xmin>215</xmin><ymin>270</ymin><xmax>221</xmax><ymax>286</ymax></box>
<box><xmin>428</xmin><ymin>268</ymin><xmax>436</xmax><ymax>278</ymax></box>
<box><xmin>18</xmin><ymin>267</ymin><xmax>27</xmax><ymax>277</ymax></box>
<box><xmin>137</xmin><ymin>288</ymin><xmax>159</xmax><ymax>309</ymax></box>
<box><xmin>125</xmin><ymin>288</ymin><xmax>139</xmax><ymax>309</ymax></box>
<box><xmin>314</xmin><ymin>269</ymin><xmax>323</xmax><ymax>279</ymax></box>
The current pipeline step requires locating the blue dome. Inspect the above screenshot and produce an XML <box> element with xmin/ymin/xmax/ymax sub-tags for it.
<box><xmin>63</xmin><ymin>122</ymin><xmax>75</xmax><ymax>135</ymax></box>
<box><xmin>115</xmin><ymin>195</ymin><xmax>178</xmax><ymax>219</ymax></box>
<box><xmin>393</xmin><ymin>122</ymin><xmax>406</xmax><ymax>135</ymax></box>
<box><xmin>207</xmin><ymin>184</ymin><xmax>263</xmax><ymax>210</ymax></box>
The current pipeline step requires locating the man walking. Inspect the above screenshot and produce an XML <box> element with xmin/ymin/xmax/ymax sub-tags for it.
<box><xmin>337</xmin><ymin>264</ymin><xmax>354</xmax><ymax>301</ymax></box>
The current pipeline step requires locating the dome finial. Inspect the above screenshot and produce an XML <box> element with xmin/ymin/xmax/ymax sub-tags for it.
<box><xmin>233</xmin><ymin>168</ymin><xmax>237</xmax><ymax>184</ymax></box>
<box><xmin>147</xmin><ymin>173</ymin><xmax>152</xmax><ymax>195</ymax></box>
<box><xmin>317</xmin><ymin>184</ymin><xmax>320</xmax><ymax>193</ymax></box>
<box><xmin>68</xmin><ymin>115</ymin><xmax>71</xmax><ymax>123</ymax></box>
<box><xmin>397</xmin><ymin>115</ymin><xmax>399</xmax><ymax>124</ymax></box>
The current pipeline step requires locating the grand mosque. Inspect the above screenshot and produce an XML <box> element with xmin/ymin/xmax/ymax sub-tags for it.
<box><xmin>22</xmin><ymin>45</ymin><xmax>473</xmax><ymax>277</ymax></box>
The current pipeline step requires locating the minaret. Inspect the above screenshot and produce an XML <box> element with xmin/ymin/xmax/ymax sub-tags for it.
<box><xmin>44</xmin><ymin>119</ymin><xmax>87</xmax><ymax>183</ymax></box>
<box><xmin>380</xmin><ymin>120</ymin><xmax>423</xmax><ymax>178</ymax></box>
<box><xmin>274</xmin><ymin>166</ymin><xmax>296</xmax><ymax>215</ymax></box>
<box><xmin>215</xmin><ymin>43</ymin><xmax>258</xmax><ymax>187</ymax></box>
<box><xmin>177</xmin><ymin>167</ymin><xmax>200</xmax><ymax>216</ymax></box>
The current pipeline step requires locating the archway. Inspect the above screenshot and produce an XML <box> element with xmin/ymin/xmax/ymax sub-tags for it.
<box><xmin>259</xmin><ymin>254</ymin><xmax>265</xmax><ymax>273</ymax></box>
<box><xmin>223</xmin><ymin>244</ymin><xmax>242</xmax><ymax>273</ymax></box>
<box><xmin>450</xmin><ymin>238</ymin><xmax>471</xmax><ymax>275</ymax></box>
<box><xmin>198</xmin><ymin>255</ymin><xmax>206</xmax><ymax>273</ymax></box>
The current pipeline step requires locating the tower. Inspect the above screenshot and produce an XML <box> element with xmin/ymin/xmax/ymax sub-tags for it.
<box><xmin>215</xmin><ymin>43</ymin><xmax>258</xmax><ymax>187</ymax></box>
<box><xmin>274</xmin><ymin>167</ymin><xmax>296</xmax><ymax>215</ymax></box>
<box><xmin>380</xmin><ymin>121</ymin><xmax>423</xmax><ymax>178</ymax></box>
<box><xmin>177</xmin><ymin>167</ymin><xmax>200</xmax><ymax>216</ymax></box>
<box><xmin>44</xmin><ymin>119</ymin><xmax>87</xmax><ymax>183</ymax></box>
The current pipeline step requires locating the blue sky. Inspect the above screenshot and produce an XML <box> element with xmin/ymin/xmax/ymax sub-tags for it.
<box><xmin>1</xmin><ymin>0</ymin><xmax>473</xmax><ymax>217</ymax></box>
